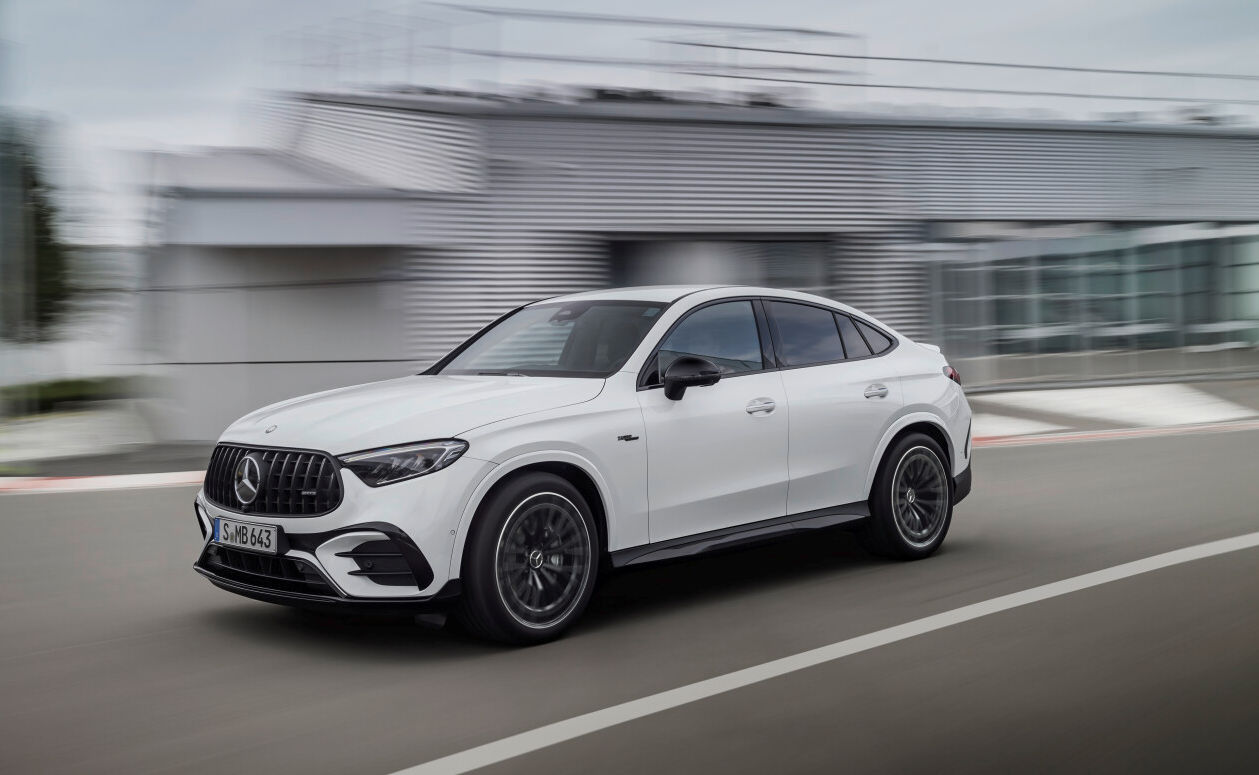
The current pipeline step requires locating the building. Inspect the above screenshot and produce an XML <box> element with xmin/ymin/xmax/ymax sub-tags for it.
<box><xmin>146</xmin><ymin>89</ymin><xmax>1259</xmax><ymax>440</ymax></box>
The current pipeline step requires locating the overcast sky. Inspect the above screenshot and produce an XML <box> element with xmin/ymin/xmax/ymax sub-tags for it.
<box><xmin>3</xmin><ymin>0</ymin><xmax>1258</xmax><ymax>241</ymax></box>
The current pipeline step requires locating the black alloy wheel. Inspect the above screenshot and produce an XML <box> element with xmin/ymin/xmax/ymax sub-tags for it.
<box><xmin>458</xmin><ymin>471</ymin><xmax>599</xmax><ymax>644</ymax></box>
<box><xmin>860</xmin><ymin>433</ymin><xmax>953</xmax><ymax>559</ymax></box>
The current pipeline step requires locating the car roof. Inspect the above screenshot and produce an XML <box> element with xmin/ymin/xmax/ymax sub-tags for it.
<box><xmin>532</xmin><ymin>285</ymin><xmax>900</xmax><ymax>336</ymax></box>
<box><xmin>532</xmin><ymin>285</ymin><xmax>723</xmax><ymax>304</ymax></box>
<box><xmin>536</xmin><ymin>285</ymin><xmax>853</xmax><ymax>311</ymax></box>
<box><xmin>538</xmin><ymin>284</ymin><xmax>852</xmax><ymax>304</ymax></box>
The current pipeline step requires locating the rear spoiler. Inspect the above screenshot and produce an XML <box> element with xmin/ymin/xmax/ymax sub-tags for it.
<box><xmin>916</xmin><ymin>341</ymin><xmax>942</xmax><ymax>354</ymax></box>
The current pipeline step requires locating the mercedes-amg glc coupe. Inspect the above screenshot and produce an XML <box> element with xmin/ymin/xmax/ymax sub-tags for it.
<box><xmin>194</xmin><ymin>286</ymin><xmax>973</xmax><ymax>644</ymax></box>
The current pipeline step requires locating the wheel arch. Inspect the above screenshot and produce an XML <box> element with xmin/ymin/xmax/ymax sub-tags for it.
<box><xmin>865</xmin><ymin>414</ymin><xmax>954</xmax><ymax>499</ymax></box>
<box><xmin>446</xmin><ymin>451</ymin><xmax>612</xmax><ymax>581</ymax></box>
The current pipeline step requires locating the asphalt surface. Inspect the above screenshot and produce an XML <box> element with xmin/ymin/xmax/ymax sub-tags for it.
<box><xmin>3</xmin><ymin>429</ymin><xmax>1259</xmax><ymax>774</ymax></box>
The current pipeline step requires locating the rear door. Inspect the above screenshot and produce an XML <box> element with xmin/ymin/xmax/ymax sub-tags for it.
<box><xmin>764</xmin><ymin>300</ymin><xmax>903</xmax><ymax>514</ymax></box>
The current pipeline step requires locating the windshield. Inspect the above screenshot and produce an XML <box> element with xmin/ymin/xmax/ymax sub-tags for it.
<box><xmin>435</xmin><ymin>300</ymin><xmax>667</xmax><ymax>377</ymax></box>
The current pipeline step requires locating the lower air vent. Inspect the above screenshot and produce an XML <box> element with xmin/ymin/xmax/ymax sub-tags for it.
<box><xmin>203</xmin><ymin>545</ymin><xmax>336</xmax><ymax>596</ymax></box>
<box><xmin>336</xmin><ymin>540</ymin><xmax>419</xmax><ymax>587</ymax></box>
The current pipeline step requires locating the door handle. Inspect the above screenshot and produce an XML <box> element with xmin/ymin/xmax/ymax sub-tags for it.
<box><xmin>745</xmin><ymin>398</ymin><xmax>776</xmax><ymax>415</ymax></box>
<box><xmin>864</xmin><ymin>383</ymin><xmax>889</xmax><ymax>399</ymax></box>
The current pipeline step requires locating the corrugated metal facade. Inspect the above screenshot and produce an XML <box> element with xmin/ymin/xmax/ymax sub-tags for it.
<box><xmin>888</xmin><ymin>127</ymin><xmax>1259</xmax><ymax>222</ymax></box>
<box><xmin>258</xmin><ymin>94</ymin><xmax>1259</xmax><ymax>362</ymax></box>
<box><xmin>406</xmin><ymin>116</ymin><xmax>913</xmax><ymax>361</ymax></box>
<box><xmin>291</xmin><ymin>100</ymin><xmax>485</xmax><ymax>193</ymax></box>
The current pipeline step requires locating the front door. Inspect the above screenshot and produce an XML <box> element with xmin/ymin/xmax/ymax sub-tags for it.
<box><xmin>636</xmin><ymin>300</ymin><xmax>789</xmax><ymax>542</ymax></box>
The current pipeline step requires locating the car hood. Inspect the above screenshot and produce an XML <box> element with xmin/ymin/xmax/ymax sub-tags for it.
<box><xmin>220</xmin><ymin>374</ymin><xmax>604</xmax><ymax>454</ymax></box>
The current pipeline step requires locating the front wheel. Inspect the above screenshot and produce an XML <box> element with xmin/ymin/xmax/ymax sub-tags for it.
<box><xmin>457</xmin><ymin>472</ymin><xmax>599</xmax><ymax>645</ymax></box>
<box><xmin>860</xmin><ymin>433</ymin><xmax>953</xmax><ymax>559</ymax></box>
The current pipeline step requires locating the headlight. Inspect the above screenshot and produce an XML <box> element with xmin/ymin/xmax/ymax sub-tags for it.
<box><xmin>338</xmin><ymin>440</ymin><xmax>468</xmax><ymax>487</ymax></box>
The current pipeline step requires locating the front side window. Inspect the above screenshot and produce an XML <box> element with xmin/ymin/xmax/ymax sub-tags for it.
<box><xmin>438</xmin><ymin>301</ymin><xmax>666</xmax><ymax>377</ymax></box>
<box><xmin>766</xmin><ymin>301</ymin><xmax>846</xmax><ymax>367</ymax></box>
<box><xmin>655</xmin><ymin>301</ymin><xmax>764</xmax><ymax>379</ymax></box>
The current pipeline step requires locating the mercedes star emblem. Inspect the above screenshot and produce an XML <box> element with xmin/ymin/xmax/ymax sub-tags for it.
<box><xmin>234</xmin><ymin>455</ymin><xmax>262</xmax><ymax>505</ymax></box>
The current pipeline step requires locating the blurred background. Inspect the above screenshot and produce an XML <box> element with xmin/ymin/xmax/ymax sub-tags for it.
<box><xmin>3</xmin><ymin>0</ymin><xmax>1259</xmax><ymax>464</ymax></box>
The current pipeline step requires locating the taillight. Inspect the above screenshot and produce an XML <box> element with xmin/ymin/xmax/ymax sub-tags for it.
<box><xmin>943</xmin><ymin>365</ymin><xmax>962</xmax><ymax>386</ymax></box>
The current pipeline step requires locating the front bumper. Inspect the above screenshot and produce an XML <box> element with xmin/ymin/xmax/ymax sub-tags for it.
<box><xmin>194</xmin><ymin>563</ymin><xmax>461</xmax><ymax>615</ymax></box>
<box><xmin>193</xmin><ymin>452</ymin><xmax>495</xmax><ymax>604</ymax></box>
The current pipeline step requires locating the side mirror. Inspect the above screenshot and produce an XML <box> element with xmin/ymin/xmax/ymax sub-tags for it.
<box><xmin>662</xmin><ymin>356</ymin><xmax>722</xmax><ymax>401</ymax></box>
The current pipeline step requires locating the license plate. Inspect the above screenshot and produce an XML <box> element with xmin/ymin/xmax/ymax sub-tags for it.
<box><xmin>214</xmin><ymin>518</ymin><xmax>279</xmax><ymax>555</ymax></box>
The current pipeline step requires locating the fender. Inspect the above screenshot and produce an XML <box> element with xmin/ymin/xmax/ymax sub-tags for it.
<box><xmin>864</xmin><ymin>410</ymin><xmax>955</xmax><ymax>497</ymax></box>
<box><xmin>443</xmin><ymin>449</ymin><xmax>617</xmax><ymax>581</ymax></box>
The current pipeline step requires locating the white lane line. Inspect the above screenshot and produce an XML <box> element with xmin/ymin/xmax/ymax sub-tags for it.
<box><xmin>392</xmin><ymin>530</ymin><xmax>1259</xmax><ymax>775</ymax></box>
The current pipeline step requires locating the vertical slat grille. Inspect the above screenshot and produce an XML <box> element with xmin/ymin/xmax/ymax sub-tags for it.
<box><xmin>203</xmin><ymin>445</ymin><xmax>342</xmax><ymax>516</ymax></box>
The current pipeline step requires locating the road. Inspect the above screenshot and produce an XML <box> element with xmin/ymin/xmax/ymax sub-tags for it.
<box><xmin>3</xmin><ymin>429</ymin><xmax>1259</xmax><ymax>774</ymax></box>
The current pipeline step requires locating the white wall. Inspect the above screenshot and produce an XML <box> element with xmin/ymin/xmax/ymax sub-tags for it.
<box><xmin>166</xmin><ymin>197</ymin><xmax>413</xmax><ymax>247</ymax></box>
<box><xmin>144</xmin><ymin>246</ymin><xmax>412</xmax><ymax>440</ymax></box>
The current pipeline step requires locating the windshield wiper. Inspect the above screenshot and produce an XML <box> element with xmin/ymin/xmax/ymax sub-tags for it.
<box><xmin>476</xmin><ymin>370</ymin><xmax>527</xmax><ymax>376</ymax></box>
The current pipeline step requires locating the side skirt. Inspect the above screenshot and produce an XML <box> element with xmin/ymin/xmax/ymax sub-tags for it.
<box><xmin>610</xmin><ymin>502</ymin><xmax>871</xmax><ymax>568</ymax></box>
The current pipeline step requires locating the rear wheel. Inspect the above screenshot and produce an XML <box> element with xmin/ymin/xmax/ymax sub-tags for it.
<box><xmin>860</xmin><ymin>433</ymin><xmax>952</xmax><ymax>559</ymax></box>
<box><xmin>457</xmin><ymin>472</ymin><xmax>598</xmax><ymax>645</ymax></box>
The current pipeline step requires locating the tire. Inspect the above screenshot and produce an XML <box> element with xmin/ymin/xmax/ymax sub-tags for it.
<box><xmin>456</xmin><ymin>472</ymin><xmax>599</xmax><ymax>645</ymax></box>
<box><xmin>860</xmin><ymin>433</ymin><xmax>953</xmax><ymax>560</ymax></box>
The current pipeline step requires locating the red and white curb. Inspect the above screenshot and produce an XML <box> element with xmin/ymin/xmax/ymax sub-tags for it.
<box><xmin>3</xmin><ymin>418</ymin><xmax>1259</xmax><ymax>495</ymax></box>
<box><xmin>0</xmin><ymin>470</ymin><xmax>204</xmax><ymax>494</ymax></box>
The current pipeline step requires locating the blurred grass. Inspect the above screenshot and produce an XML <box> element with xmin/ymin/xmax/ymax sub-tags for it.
<box><xmin>1</xmin><ymin>377</ymin><xmax>135</xmax><ymax>415</ymax></box>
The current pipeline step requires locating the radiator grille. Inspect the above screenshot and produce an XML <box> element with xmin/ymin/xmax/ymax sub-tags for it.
<box><xmin>204</xmin><ymin>444</ymin><xmax>342</xmax><ymax>516</ymax></box>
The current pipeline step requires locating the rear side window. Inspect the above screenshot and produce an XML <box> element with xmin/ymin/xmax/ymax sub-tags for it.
<box><xmin>766</xmin><ymin>301</ymin><xmax>846</xmax><ymax>366</ymax></box>
<box><xmin>855</xmin><ymin>319</ymin><xmax>894</xmax><ymax>354</ymax></box>
<box><xmin>834</xmin><ymin>314</ymin><xmax>872</xmax><ymax>358</ymax></box>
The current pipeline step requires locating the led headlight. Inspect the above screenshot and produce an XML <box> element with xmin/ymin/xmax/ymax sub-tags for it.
<box><xmin>338</xmin><ymin>440</ymin><xmax>468</xmax><ymax>487</ymax></box>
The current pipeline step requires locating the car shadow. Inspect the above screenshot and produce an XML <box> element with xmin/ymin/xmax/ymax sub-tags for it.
<box><xmin>582</xmin><ymin>527</ymin><xmax>883</xmax><ymax>628</ymax></box>
<box><xmin>201</xmin><ymin>603</ymin><xmax>495</xmax><ymax>660</ymax></box>
<box><xmin>201</xmin><ymin>526</ymin><xmax>941</xmax><ymax>655</ymax></box>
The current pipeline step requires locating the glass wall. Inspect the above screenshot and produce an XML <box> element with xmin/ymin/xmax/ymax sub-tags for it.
<box><xmin>929</xmin><ymin>225</ymin><xmax>1259</xmax><ymax>388</ymax></box>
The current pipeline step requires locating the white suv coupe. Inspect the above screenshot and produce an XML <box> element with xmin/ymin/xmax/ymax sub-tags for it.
<box><xmin>194</xmin><ymin>286</ymin><xmax>972</xmax><ymax>644</ymax></box>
